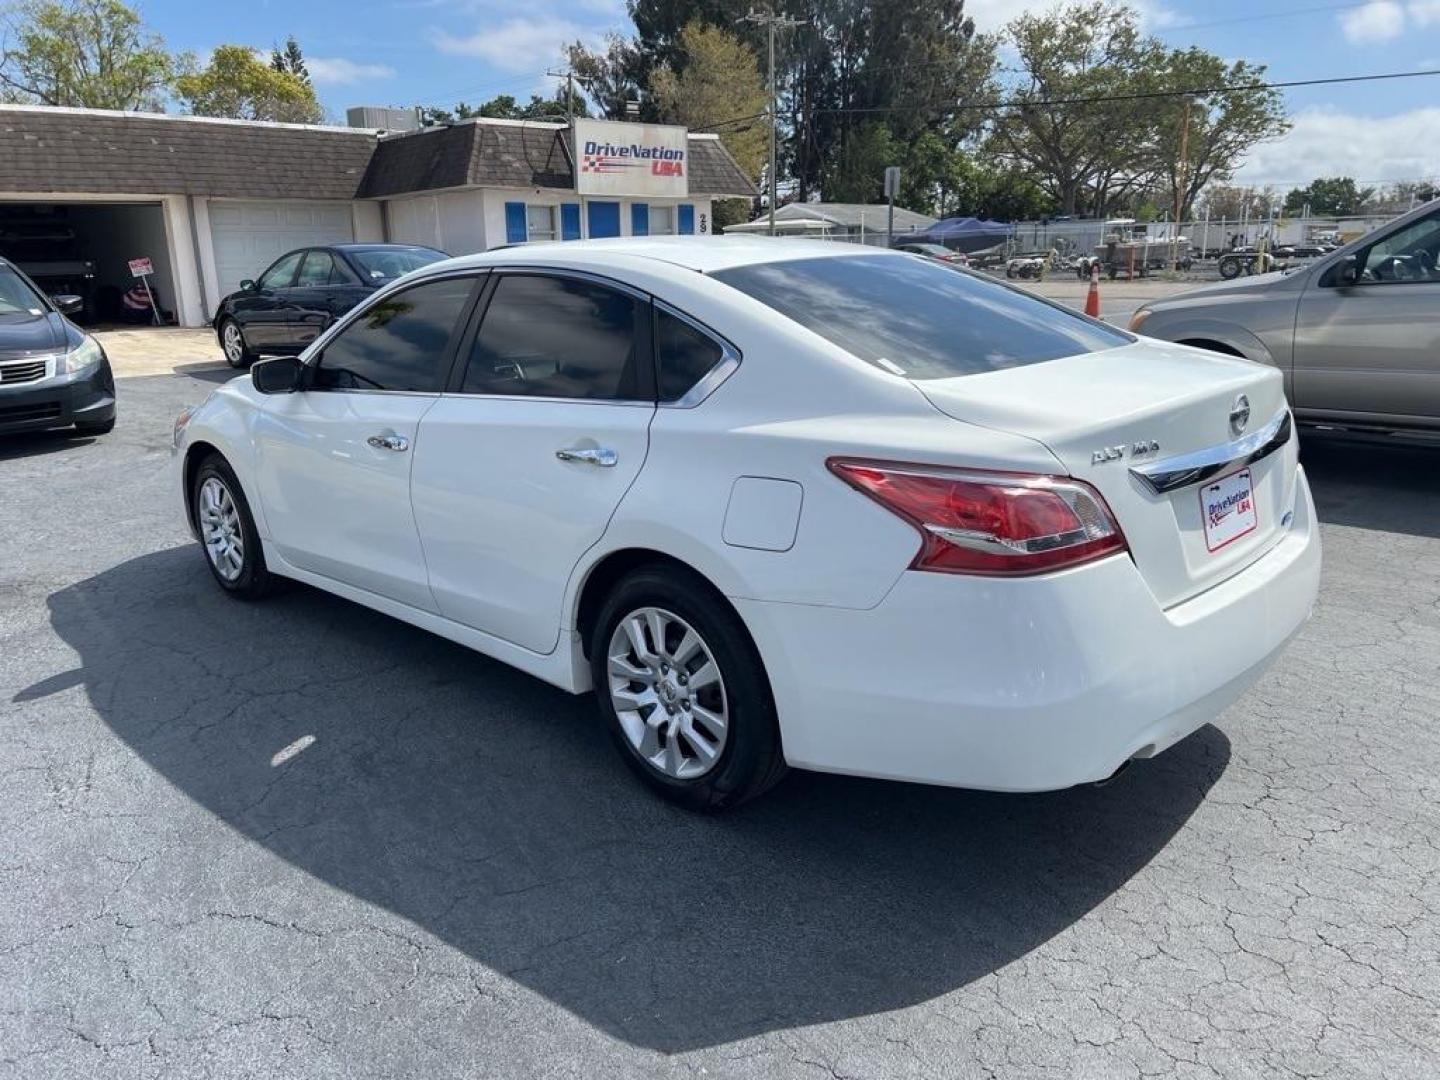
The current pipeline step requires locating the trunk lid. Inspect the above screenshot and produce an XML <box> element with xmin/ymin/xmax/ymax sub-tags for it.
<box><xmin>916</xmin><ymin>340</ymin><xmax>1298</xmax><ymax>608</ymax></box>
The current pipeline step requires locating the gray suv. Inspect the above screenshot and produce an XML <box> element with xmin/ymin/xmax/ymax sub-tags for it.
<box><xmin>1131</xmin><ymin>199</ymin><xmax>1440</xmax><ymax>434</ymax></box>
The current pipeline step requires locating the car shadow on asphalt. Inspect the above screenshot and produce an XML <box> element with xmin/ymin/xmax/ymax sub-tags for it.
<box><xmin>40</xmin><ymin>547</ymin><xmax>1230</xmax><ymax>1053</ymax></box>
<box><xmin>0</xmin><ymin>428</ymin><xmax>97</xmax><ymax>462</ymax></box>
<box><xmin>173</xmin><ymin>362</ymin><xmax>238</xmax><ymax>385</ymax></box>
<box><xmin>1301</xmin><ymin>431</ymin><xmax>1440</xmax><ymax>539</ymax></box>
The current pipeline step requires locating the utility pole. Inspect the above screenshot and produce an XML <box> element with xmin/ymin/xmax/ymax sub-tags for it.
<box><xmin>545</xmin><ymin>67</ymin><xmax>577</xmax><ymax>127</ymax></box>
<box><xmin>1172</xmin><ymin>96</ymin><xmax>1192</xmax><ymax>271</ymax></box>
<box><xmin>740</xmin><ymin>7</ymin><xmax>806</xmax><ymax>236</ymax></box>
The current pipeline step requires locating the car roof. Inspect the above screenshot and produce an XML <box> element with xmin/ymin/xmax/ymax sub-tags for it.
<box><xmin>429</xmin><ymin>236</ymin><xmax>905</xmax><ymax>276</ymax></box>
<box><xmin>332</xmin><ymin>243</ymin><xmax>443</xmax><ymax>253</ymax></box>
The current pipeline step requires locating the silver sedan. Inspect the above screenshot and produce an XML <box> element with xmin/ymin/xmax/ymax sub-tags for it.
<box><xmin>1131</xmin><ymin>199</ymin><xmax>1440</xmax><ymax>435</ymax></box>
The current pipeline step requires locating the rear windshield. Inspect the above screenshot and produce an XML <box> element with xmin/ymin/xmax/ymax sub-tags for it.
<box><xmin>712</xmin><ymin>253</ymin><xmax>1130</xmax><ymax>379</ymax></box>
<box><xmin>350</xmin><ymin>247</ymin><xmax>447</xmax><ymax>284</ymax></box>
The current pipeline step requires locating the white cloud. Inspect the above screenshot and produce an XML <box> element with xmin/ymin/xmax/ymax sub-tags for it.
<box><xmin>1409</xmin><ymin>0</ymin><xmax>1440</xmax><ymax>24</ymax></box>
<box><xmin>964</xmin><ymin>0</ymin><xmax>1178</xmax><ymax>33</ymax></box>
<box><xmin>306</xmin><ymin>57</ymin><xmax>397</xmax><ymax>85</ymax></box>
<box><xmin>1337</xmin><ymin>0</ymin><xmax>1440</xmax><ymax>42</ymax></box>
<box><xmin>1231</xmin><ymin>106</ymin><xmax>1440</xmax><ymax>187</ymax></box>
<box><xmin>1339</xmin><ymin>1</ymin><xmax>1406</xmax><ymax>42</ymax></box>
<box><xmin>427</xmin><ymin>16</ymin><xmax>586</xmax><ymax>72</ymax></box>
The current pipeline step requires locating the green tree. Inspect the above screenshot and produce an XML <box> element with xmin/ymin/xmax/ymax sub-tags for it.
<box><xmin>622</xmin><ymin>0</ymin><xmax>996</xmax><ymax>203</ymax></box>
<box><xmin>270</xmin><ymin>35</ymin><xmax>309</xmax><ymax>83</ymax></box>
<box><xmin>174</xmin><ymin>45</ymin><xmax>322</xmax><ymax>123</ymax></box>
<box><xmin>821</xmin><ymin>121</ymin><xmax>895</xmax><ymax>203</ymax></box>
<box><xmin>989</xmin><ymin>2</ymin><xmax>1163</xmax><ymax>217</ymax></box>
<box><xmin>566</xmin><ymin>34</ymin><xmax>647</xmax><ymax>120</ymax></box>
<box><xmin>421</xmin><ymin>88</ymin><xmax>589</xmax><ymax>126</ymax></box>
<box><xmin>650</xmin><ymin>22</ymin><xmax>766</xmax><ymax>183</ymax></box>
<box><xmin>1149</xmin><ymin>50</ymin><xmax>1288</xmax><ymax>221</ymax></box>
<box><xmin>1283</xmin><ymin>176</ymin><xmax>1375</xmax><ymax>216</ymax></box>
<box><xmin>0</xmin><ymin>0</ymin><xmax>175</xmax><ymax>110</ymax></box>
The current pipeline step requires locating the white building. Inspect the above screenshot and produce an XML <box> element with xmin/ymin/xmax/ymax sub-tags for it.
<box><xmin>0</xmin><ymin>106</ymin><xmax>756</xmax><ymax>328</ymax></box>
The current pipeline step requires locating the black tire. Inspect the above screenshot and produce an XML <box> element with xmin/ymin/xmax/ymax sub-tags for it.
<box><xmin>1218</xmin><ymin>256</ymin><xmax>1241</xmax><ymax>280</ymax></box>
<box><xmin>219</xmin><ymin>318</ymin><xmax>255</xmax><ymax>369</ymax></box>
<box><xmin>589</xmin><ymin>564</ymin><xmax>786</xmax><ymax>811</ymax></box>
<box><xmin>75</xmin><ymin>416</ymin><xmax>115</xmax><ymax>436</ymax></box>
<box><xmin>190</xmin><ymin>454</ymin><xmax>277</xmax><ymax>599</ymax></box>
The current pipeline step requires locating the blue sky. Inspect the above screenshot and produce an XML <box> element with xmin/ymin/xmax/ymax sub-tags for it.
<box><xmin>144</xmin><ymin>0</ymin><xmax>1440</xmax><ymax>189</ymax></box>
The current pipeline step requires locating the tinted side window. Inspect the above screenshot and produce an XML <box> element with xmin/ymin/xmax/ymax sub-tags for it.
<box><xmin>314</xmin><ymin>276</ymin><xmax>474</xmax><ymax>392</ymax></box>
<box><xmin>296</xmin><ymin>251</ymin><xmax>338</xmax><ymax>286</ymax></box>
<box><xmin>259</xmin><ymin>252</ymin><xmax>303</xmax><ymax>290</ymax></box>
<box><xmin>657</xmin><ymin>309</ymin><xmax>725</xmax><ymax>402</ymax></box>
<box><xmin>462</xmin><ymin>274</ymin><xmax>648</xmax><ymax>401</ymax></box>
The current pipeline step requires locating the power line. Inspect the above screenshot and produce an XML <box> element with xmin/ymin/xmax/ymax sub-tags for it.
<box><xmin>1164</xmin><ymin>0</ymin><xmax>1375</xmax><ymax>32</ymax></box>
<box><xmin>693</xmin><ymin>66</ymin><xmax>1440</xmax><ymax>131</ymax></box>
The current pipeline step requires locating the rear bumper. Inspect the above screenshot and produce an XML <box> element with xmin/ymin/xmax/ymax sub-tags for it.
<box><xmin>0</xmin><ymin>361</ymin><xmax>114</xmax><ymax>434</ymax></box>
<box><xmin>735</xmin><ymin>466</ymin><xmax>1321</xmax><ymax>792</ymax></box>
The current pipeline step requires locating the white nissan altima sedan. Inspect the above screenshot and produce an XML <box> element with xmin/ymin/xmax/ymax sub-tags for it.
<box><xmin>172</xmin><ymin>237</ymin><xmax>1320</xmax><ymax>810</ymax></box>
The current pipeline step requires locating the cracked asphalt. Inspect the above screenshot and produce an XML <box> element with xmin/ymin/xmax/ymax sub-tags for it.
<box><xmin>2</xmin><ymin>367</ymin><xmax>1437</xmax><ymax>1079</ymax></box>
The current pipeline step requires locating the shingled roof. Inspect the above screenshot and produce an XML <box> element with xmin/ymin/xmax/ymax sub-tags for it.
<box><xmin>359</xmin><ymin>120</ymin><xmax>756</xmax><ymax>199</ymax></box>
<box><xmin>0</xmin><ymin>106</ymin><xmax>759</xmax><ymax>201</ymax></box>
<box><xmin>686</xmin><ymin>135</ymin><xmax>757</xmax><ymax>199</ymax></box>
<box><xmin>0</xmin><ymin>106</ymin><xmax>376</xmax><ymax>200</ymax></box>
<box><xmin>358</xmin><ymin>121</ymin><xmax>574</xmax><ymax>198</ymax></box>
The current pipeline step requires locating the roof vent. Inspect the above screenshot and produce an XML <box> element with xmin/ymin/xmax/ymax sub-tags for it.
<box><xmin>346</xmin><ymin>106</ymin><xmax>421</xmax><ymax>133</ymax></box>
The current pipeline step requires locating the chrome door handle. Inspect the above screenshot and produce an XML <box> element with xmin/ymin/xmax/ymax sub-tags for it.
<box><xmin>367</xmin><ymin>433</ymin><xmax>409</xmax><ymax>452</ymax></box>
<box><xmin>555</xmin><ymin>446</ymin><xmax>617</xmax><ymax>467</ymax></box>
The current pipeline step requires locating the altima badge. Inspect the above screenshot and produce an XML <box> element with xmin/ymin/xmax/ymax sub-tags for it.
<box><xmin>1092</xmin><ymin>440</ymin><xmax>1159</xmax><ymax>465</ymax></box>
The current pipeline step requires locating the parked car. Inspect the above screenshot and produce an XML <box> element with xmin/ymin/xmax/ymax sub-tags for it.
<box><xmin>173</xmin><ymin>238</ymin><xmax>1320</xmax><ymax>809</ymax></box>
<box><xmin>0</xmin><ymin>211</ymin><xmax>97</xmax><ymax>321</ymax></box>
<box><xmin>0</xmin><ymin>257</ymin><xmax>114</xmax><ymax>437</ymax></box>
<box><xmin>1131</xmin><ymin>199</ymin><xmax>1440</xmax><ymax>433</ymax></box>
<box><xmin>214</xmin><ymin>243</ymin><xmax>447</xmax><ymax>368</ymax></box>
<box><xmin>893</xmin><ymin>242</ymin><xmax>970</xmax><ymax>266</ymax></box>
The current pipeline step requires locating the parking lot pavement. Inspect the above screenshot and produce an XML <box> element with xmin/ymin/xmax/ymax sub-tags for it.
<box><xmin>1014</xmin><ymin>277</ymin><xmax>1198</xmax><ymax>327</ymax></box>
<box><xmin>2</xmin><ymin>370</ymin><xmax>1437</xmax><ymax>1080</ymax></box>
<box><xmin>93</xmin><ymin>328</ymin><xmax>224</xmax><ymax>378</ymax></box>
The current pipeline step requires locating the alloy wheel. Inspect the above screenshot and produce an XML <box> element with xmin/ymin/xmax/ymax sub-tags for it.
<box><xmin>222</xmin><ymin>323</ymin><xmax>244</xmax><ymax>365</ymax></box>
<box><xmin>607</xmin><ymin>606</ymin><xmax>729</xmax><ymax>780</ymax></box>
<box><xmin>198</xmin><ymin>476</ymin><xmax>245</xmax><ymax>582</ymax></box>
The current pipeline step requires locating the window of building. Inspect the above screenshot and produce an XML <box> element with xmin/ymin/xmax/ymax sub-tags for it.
<box><xmin>649</xmin><ymin>206</ymin><xmax>676</xmax><ymax>236</ymax></box>
<box><xmin>526</xmin><ymin>205</ymin><xmax>558</xmax><ymax>243</ymax></box>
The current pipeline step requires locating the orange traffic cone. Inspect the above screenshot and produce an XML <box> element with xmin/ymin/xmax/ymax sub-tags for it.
<box><xmin>1084</xmin><ymin>263</ymin><xmax>1101</xmax><ymax>318</ymax></box>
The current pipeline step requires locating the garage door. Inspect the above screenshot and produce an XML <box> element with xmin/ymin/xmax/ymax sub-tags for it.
<box><xmin>209</xmin><ymin>200</ymin><xmax>354</xmax><ymax>298</ymax></box>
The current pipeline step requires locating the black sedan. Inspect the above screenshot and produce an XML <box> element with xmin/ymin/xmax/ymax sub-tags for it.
<box><xmin>0</xmin><ymin>257</ymin><xmax>114</xmax><ymax>437</ymax></box>
<box><xmin>213</xmin><ymin>243</ymin><xmax>447</xmax><ymax>368</ymax></box>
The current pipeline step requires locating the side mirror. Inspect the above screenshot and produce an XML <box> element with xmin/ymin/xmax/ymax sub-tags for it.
<box><xmin>50</xmin><ymin>293</ymin><xmax>84</xmax><ymax>316</ymax></box>
<box><xmin>239</xmin><ymin>279</ymin><xmax>257</xmax><ymax>292</ymax></box>
<box><xmin>251</xmin><ymin>356</ymin><xmax>305</xmax><ymax>394</ymax></box>
<box><xmin>1329</xmin><ymin>254</ymin><xmax>1361</xmax><ymax>287</ymax></box>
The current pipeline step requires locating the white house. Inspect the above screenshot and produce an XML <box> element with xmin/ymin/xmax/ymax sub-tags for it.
<box><xmin>0</xmin><ymin>106</ymin><xmax>756</xmax><ymax>328</ymax></box>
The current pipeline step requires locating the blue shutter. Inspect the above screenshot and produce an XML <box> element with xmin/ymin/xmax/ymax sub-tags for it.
<box><xmin>678</xmin><ymin>204</ymin><xmax>696</xmax><ymax>234</ymax></box>
<box><xmin>587</xmin><ymin>201</ymin><xmax>621</xmax><ymax>238</ymax></box>
<box><xmin>630</xmin><ymin>203</ymin><xmax>649</xmax><ymax>236</ymax></box>
<box><xmin>504</xmin><ymin>202</ymin><xmax>527</xmax><ymax>244</ymax></box>
<box><xmin>560</xmin><ymin>203</ymin><xmax>581</xmax><ymax>240</ymax></box>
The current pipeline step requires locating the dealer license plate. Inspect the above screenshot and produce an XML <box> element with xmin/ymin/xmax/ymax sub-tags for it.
<box><xmin>1200</xmin><ymin>468</ymin><xmax>1258</xmax><ymax>552</ymax></box>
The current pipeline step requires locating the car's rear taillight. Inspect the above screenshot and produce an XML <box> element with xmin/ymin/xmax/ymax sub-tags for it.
<box><xmin>827</xmin><ymin>458</ymin><xmax>1128</xmax><ymax>576</ymax></box>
